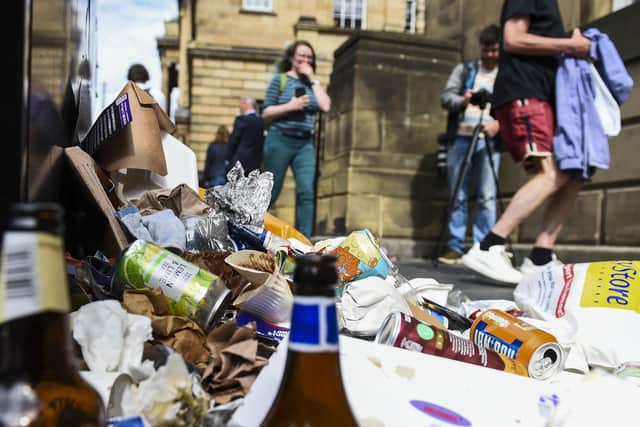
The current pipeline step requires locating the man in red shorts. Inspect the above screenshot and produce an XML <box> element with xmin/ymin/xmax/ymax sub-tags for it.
<box><xmin>461</xmin><ymin>0</ymin><xmax>591</xmax><ymax>284</ymax></box>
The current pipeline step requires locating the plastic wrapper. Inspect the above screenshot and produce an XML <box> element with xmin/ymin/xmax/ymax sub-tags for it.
<box><xmin>339</xmin><ymin>276</ymin><xmax>412</xmax><ymax>337</ymax></box>
<box><xmin>182</xmin><ymin>211</ymin><xmax>234</xmax><ymax>253</ymax></box>
<box><xmin>447</xmin><ymin>288</ymin><xmax>472</xmax><ymax>310</ymax></box>
<box><xmin>206</xmin><ymin>162</ymin><xmax>273</xmax><ymax>227</ymax></box>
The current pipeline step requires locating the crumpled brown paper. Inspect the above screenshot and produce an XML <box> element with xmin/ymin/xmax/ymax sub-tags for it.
<box><xmin>122</xmin><ymin>288</ymin><xmax>276</xmax><ymax>404</ymax></box>
<box><xmin>202</xmin><ymin>321</ymin><xmax>275</xmax><ymax>404</ymax></box>
<box><xmin>133</xmin><ymin>184</ymin><xmax>210</xmax><ymax>217</ymax></box>
<box><xmin>122</xmin><ymin>288</ymin><xmax>210</xmax><ymax>369</ymax></box>
<box><xmin>183</xmin><ymin>251</ymin><xmax>249</xmax><ymax>301</ymax></box>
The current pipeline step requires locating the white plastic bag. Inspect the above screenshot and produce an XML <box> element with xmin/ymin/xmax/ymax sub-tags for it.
<box><xmin>590</xmin><ymin>63</ymin><xmax>621</xmax><ymax>137</ymax></box>
<box><xmin>514</xmin><ymin>261</ymin><xmax>640</xmax><ymax>369</ymax></box>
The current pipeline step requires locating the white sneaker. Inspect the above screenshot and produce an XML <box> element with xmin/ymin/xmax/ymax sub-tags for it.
<box><xmin>519</xmin><ymin>254</ymin><xmax>563</xmax><ymax>277</ymax></box>
<box><xmin>462</xmin><ymin>242</ymin><xmax>523</xmax><ymax>285</ymax></box>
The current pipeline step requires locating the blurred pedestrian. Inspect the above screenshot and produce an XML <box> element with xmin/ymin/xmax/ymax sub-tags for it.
<box><xmin>462</xmin><ymin>0</ymin><xmax>591</xmax><ymax>284</ymax></box>
<box><xmin>127</xmin><ymin>63</ymin><xmax>167</xmax><ymax>112</ymax></box>
<box><xmin>226</xmin><ymin>96</ymin><xmax>265</xmax><ymax>174</ymax></box>
<box><xmin>262</xmin><ymin>40</ymin><xmax>331</xmax><ymax>237</ymax></box>
<box><xmin>438</xmin><ymin>24</ymin><xmax>501</xmax><ymax>265</ymax></box>
<box><xmin>203</xmin><ymin>125</ymin><xmax>230</xmax><ymax>188</ymax></box>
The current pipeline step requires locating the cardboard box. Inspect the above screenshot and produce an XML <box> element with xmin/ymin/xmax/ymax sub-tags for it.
<box><xmin>83</xmin><ymin>81</ymin><xmax>176</xmax><ymax>176</ymax></box>
<box><xmin>65</xmin><ymin>146</ymin><xmax>129</xmax><ymax>254</ymax></box>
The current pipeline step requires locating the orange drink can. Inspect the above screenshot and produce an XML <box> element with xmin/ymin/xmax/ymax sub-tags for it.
<box><xmin>470</xmin><ymin>309</ymin><xmax>563</xmax><ymax>380</ymax></box>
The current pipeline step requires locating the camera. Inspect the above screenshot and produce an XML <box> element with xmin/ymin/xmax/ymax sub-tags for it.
<box><xmin>470</xmin><ymin>89</ymin><xmax>493</xmax><ymax>108</ymax></box>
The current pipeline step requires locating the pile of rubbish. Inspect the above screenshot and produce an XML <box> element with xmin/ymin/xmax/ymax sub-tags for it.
<box><xmin>20</xmin><ymin>82</ymin><xmax>640</xmax><ymax>426</ymax></box>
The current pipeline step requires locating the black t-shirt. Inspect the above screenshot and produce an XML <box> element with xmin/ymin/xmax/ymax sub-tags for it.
<box><xmin>492</xmin><ymin>0</ymin><xmax>566</xmax><ymax>108</ymax></box>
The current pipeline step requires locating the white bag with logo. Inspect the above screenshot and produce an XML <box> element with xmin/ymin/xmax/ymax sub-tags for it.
<box><xmin>514</xmin><ymin>261</ymin><xmax>640</xmax><ymax>370</ymax></box>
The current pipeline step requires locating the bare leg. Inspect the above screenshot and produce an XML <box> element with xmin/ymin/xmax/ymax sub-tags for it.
<box><xmin>535</xmin><ymin>179</ymin><xmax>583</xmax><ymax>248</ymax></box>
<box><xmin>492</xmin><ymin>157</ymin><xmax>570</xmax><ymax>238</ymax></box>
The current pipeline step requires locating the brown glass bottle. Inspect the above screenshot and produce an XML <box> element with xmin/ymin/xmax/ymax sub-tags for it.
<box><xmin>261</xmin><ymin>254</ymin><xmax>359</xmax><ymax>427</ymax></box>
<box><xmin>0</xmin><ymin>203</ymin><xmax>105</xmax><ymax>427</ymax></box>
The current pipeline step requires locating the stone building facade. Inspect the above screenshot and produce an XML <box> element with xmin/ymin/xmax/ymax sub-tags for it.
<box><xmin>158</xmin><ymin>0</ymin><xmax>640</xmax><ymax>260</ymax></box>
<box><xmin>157</xmin><ymin>0</ymin><xmax>426</xmax><ymax>224</ymax></box>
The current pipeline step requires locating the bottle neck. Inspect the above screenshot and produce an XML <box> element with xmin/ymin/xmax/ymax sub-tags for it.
<box><xmin>288</xmin><ymin>295</ymin><xmax>339</xmax><ymax>353</ymax></box>
<box><xmin>283</xmin><ymin>295</ymin><xmax>344</xmax><ymax>390</ymax></box>
<box><xmin>0</xmin><ymin>312</ymin><xmax>73</xmax><ymax>376</ymax></box>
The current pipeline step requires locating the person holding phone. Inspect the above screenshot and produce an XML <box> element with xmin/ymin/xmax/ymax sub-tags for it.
<box><xmin>262</xmin><ymin>40</ymin><xmax>331</xmax><ymax>237</ymax></box>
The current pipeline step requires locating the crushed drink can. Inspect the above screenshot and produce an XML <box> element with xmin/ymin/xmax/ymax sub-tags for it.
<box><xmin>470</xmin><ymin>309</ymin><xmax>564</xmax><ymax>380</ymax></box>
<box><xmin>375</xmin><ymin>312</ymin><xmax>528</xmax><ymax>376</ymax></box>
<box><xmin>326</xmin><ymin>229</ymin><xmax>390</xmax><ymax>288</ymax></box>
<box><xmin>115</xmin><ymin>240</ymin><xmax>232</xmax><ymax>332</ymax></box>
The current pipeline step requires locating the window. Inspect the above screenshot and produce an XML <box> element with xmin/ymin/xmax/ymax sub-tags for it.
<box><xmin>242</xmin><ymin>0</ymin><xmax>273</xmax><ymax>13</ymax></box>
<box><xmin>334</xmin><ymin>0</ymin><xmax>367</xmax><ymax>30</ymax></box>
<box><xmin>405</xmin><ymin>0</ymin><xmax>417</xmax><ymax>33</ymax></box>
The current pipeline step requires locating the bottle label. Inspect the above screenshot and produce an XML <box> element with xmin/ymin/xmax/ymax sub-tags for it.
<box><xmin>288</xmin><ymin>296</ymin><xmax>338</xmax><ymax>352</ymax></box>
<box><xmin>0</xmin><ymin>232</ymin><xmax>70</xmax><ymax>324</ymax></box>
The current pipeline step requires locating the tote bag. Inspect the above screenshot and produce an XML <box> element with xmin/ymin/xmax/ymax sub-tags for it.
<box><xmin>590</xmin><ymin>63</ymin><xmax>621</xmax><ymax>137</ymax></box>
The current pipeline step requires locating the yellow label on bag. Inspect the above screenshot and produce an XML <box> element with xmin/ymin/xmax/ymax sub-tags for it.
<box><xmin>580</xmin><ymin>261</ymin><xmax>640</xmax><ymax>313</ymax></box>
<box><xmin>0</xmin><ymin>232</ymin><xmax>70</xmax><ymax>323</ymax></box>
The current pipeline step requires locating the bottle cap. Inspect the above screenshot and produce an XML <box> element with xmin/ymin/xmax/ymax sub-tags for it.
<box><xmin>293</xmin><ymin>254</ymin><xmax>338</xmax><ymax>295</ymax></box>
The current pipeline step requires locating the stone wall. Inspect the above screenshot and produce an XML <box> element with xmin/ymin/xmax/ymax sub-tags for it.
<box><xmin>317</xmin><ymin>32</ymin><xmax>459</xmax><ymax>238</ymax></box>
<box><xmin>425</xmin><ymin>0</ymin><xmax>612</xmax><ymax>60</ymax></box>
<box><xmin>188</xmin><ymin>53</ymin><xmax>276</xmax><ymax>169</ymax></box>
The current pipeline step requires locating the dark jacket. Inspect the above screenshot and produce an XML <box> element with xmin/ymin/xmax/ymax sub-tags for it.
<box><xmin>227</xmin><ymin>112</ymin><xmax>265</xmax><ymax>174</ymax></box>
<box><xmin>203</xmin><ymin>142</ymin><xmax>229</xmax><ymax>186</ymax></box>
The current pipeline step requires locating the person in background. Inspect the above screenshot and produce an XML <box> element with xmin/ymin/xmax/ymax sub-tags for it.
<box><xmin>261</xmin><ymin>40</ymin><xmax>331</xmax><ymax>238</ymax></box>
<box><xmin>203</xmin><ymin>125</ymin><xmax>230</xmax><ymax>188</ymax></box>
<box><xmin>226</xmin><ymin>96</ymin><xmax>265</xmax><ymax>174</ymax></box>
<box><xmin>127</xmin><ymin>63</ymin><xmax>167</xmax><ymax>112</ymax></box>
<box><xmin>461</xmin><ymin>0</ymin><xmax>591</xmax><ymax>284</ymax></box>
<box><xmin>438</xmin><ymin>25</ymin><xmax>502</xmax><ymax>265</ymax></box>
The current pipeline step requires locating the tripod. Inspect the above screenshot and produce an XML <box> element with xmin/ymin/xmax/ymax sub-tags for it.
<box><xmin>432</xmin><ymin>108</ymin><xmax>503</xmax><ymax>266</ymax></box>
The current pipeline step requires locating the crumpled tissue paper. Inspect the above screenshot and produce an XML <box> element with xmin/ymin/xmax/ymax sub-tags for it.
<box><xmin>72</xmin><ymin>300</ymin><xmax>154</xmax><ymax>379</ymax></box>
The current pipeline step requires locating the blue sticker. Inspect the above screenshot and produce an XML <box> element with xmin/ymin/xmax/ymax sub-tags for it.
<box><xmin>410</xmin><ymin>400</ymin><xmax>472</xmax><ymax>426</ymax></box>
<box><xmin>117</xmin><ymin>93</ymin><xmax>133</xmax><ymax>127</ymax></box>
<box><xmin>290</xmin><ymin>303</ymin><xmax>320</xmax><ymax>345</ymax></box>
<box><xmin>325</xmin><ymin>304</ymin><xmax>338</xmax><ymax>344</ymax></box>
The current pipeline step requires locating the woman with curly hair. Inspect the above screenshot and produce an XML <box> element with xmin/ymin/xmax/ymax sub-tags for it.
<box><xmin>262</xmin><ymin>40</ymin><xmax>331</xmax><ymax>237</ymax></box>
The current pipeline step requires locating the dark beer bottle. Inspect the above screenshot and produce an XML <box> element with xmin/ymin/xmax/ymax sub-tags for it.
<box><xmin>0</xmin><ymin>203</ymin><xmax>105</xmax><ymax>427</ymax></box>
<box><xmin>261</xmin><ymin>254</ymin><xmax>358</xmax><ymax>427</ymax></box>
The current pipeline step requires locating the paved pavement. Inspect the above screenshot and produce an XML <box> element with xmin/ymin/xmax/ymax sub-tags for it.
<box><xmin>397</xmin><ymin>259</ymin><xmax>517</xmax><ymax>302</ymax></box>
